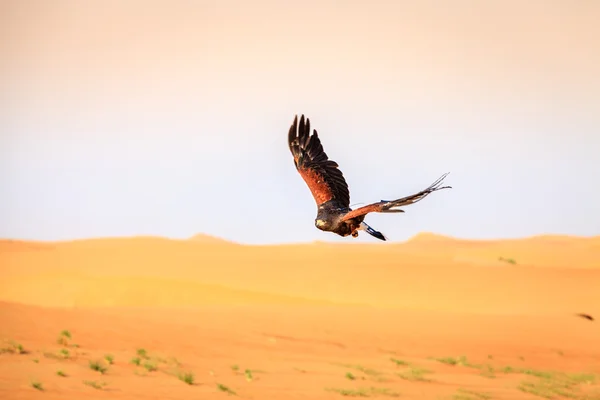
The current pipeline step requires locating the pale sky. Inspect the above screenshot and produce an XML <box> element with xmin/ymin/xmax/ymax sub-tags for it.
<box><xmin>1</xmin><ymin>0</ymin><xmax>599</xmax><ymax>244</ymax></box>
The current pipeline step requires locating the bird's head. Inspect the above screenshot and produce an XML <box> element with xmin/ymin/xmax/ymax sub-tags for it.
<box><xmin>314</xmin><ymin>218</ymin><xmax>329</xmax><ymax>231</ymax></box>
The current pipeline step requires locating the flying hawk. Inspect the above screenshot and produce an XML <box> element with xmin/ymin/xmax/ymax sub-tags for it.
<box><xmin>288</xmin><ymin>114</ymin><xmax>451</xmax><ymax>241</ymax></box>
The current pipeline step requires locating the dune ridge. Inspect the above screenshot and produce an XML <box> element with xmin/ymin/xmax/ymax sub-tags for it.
<box><xmin>1</xmin><ymin>233</ymin><xmax>598</xmax><ymax>314</ymax></box>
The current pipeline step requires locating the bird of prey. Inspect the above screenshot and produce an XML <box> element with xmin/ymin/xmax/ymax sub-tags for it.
<box><xmin>288</xmin><ymin>114</ymin><xmax>451</xmax><ymax>241</ymax></box>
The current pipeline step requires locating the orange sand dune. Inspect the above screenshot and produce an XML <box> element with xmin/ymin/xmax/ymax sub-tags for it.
<box><xmin>1</xmin><ymin>234</ymin><xmax>600</xmax><ymax>399</ymax></box>
<box><xmin>1</xmin><ymin>234</ymin><xmax>599</xmax><ymax>313</ymax></box>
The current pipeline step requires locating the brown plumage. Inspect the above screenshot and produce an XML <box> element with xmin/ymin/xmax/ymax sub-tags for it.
<box><xmin>288</xmin><ymin>114</ymin><xmax>451</xmax><ymax>241</ymax></box>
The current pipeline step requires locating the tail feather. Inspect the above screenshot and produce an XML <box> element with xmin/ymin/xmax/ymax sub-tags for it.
<box><xmin>360</xmin><ymin>222</ymin><xmax>387</xmax><ymax>241</ymax></box>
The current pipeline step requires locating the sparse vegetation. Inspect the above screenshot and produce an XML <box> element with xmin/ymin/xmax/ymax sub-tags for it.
<box><xmin>452</xmin><ymin>388</ymin><xmax>491</xmax><ymax>400</ymax></box>
<box><xmin>433</xmin><ymin>355</ymin><xmax>469</xmax><ymax>366</ymax></box>
<box><xmin>432</xmin><ymin>355</ymin><xmax>497</xmax><ymax>378</ymax></box>
<box><xmin>130</xmin><ymin>356</ymin><xmax>141</xmax><ymax>366</ymax></box>
<box><xmin>57</xmin><ymin>330</ymin><xmax>71</xmax><ymax>346</ymax></box>
<box><xmin>498</xmin><ymin>256</ymin><xmax>517</xmax><ymax>264</ymax></box>
<box><xmin>89</xmin><ymin>360</ymin><xmax>108</xmax><ymax>374</ymax></box>
<box><xmin>56</xmin><ymin>370</ymin><xmax>67</xmax><ymax>377</ymax></box>
<box><xmin>83</xmin><ymin>380</ymin><xmax>106</xmax><ymax>390</ymax></box>
<box><xmin>396</xmin><ymin>366</ymin><xmax>432</xmax><ymax>382</ymax></box>
<box><xmin>231</xmin><ymin>364</ymin><xmax>240</xmax><ymax>372</ymax></box>
<box><xmin>43</xmin><ymin>348</ymin><xmax>72</xmax><ymax>360</ymax></box>
<box><xmin>518</xmin><ymin>379</ymin><xmax>574</xmax><ymax>399</ymax></box>
<box><xmin>500</xmin><ymin>366</ymin><xmax>564</xmax><ymax>380</ymax></box>
<box><xmin>345</xmin><ymin>372</ymin><xmax>356</xmax><ymax>380</ymax></box>
<box><xmin>143</xmin><ymin>360</ymin><xmax>158</xmax><ymax>372</ymax></box>
<box><xmin>390</xmin><ymin>358</ymin><xmax>410</xmax><ymax>367</ymax></box>
<box><xmin>136</xmin><ymin>348</ymin><xmax>149</xmax><ymax>359</ymax></box>
<box><xmin>326</xmin><ymin>387</ymin><xmax>369</xmax><ymax>397</ymax></box>
<box><xmin>478</xmin><ymin>364</ymin><xmax>496</xmax><ymax>379</ymax></box>
<box><xmin>178</xmin><ymin>371</ymin><xmax>195</xmax><ymax>385</ymax></box>
<box><xmin>520</xmin><ymin>368</ymin><xmax>554</xmax><ymax>379</ymax></box>
<box><xmin>496</xmin><ymin>366</ymin><xmax>599</xmax><ymax>399</ymax></box>
<box><xmin>217</xmin><ymin>383</ymin><xmax>237</xmax><ymax>395</ymax></box>
<box><xmin>1</xmin><ymin>340</ymin><xmax>25</xmax><ymax>354</ymax></box>
<box><xmin>31</xmin><ymin>381</ymin><xmax>44</xmax><ymax>391</ymax></box>
<box><xmin>104</xmin><ymin>354</ymin><xmax>114</xmax><ymax>364</ymax></box>
<box><xmin>341</xmin><ymin>364</ymin><xmax>382</xmax><ymax>378</ymax></box>
<box><xmin>326</xmin><ymin>386</ymin><xmax>400</xmax><ymax>397</ymax></box>
<box><xmin>335</xmin><ymin>363</ymin><xmax>390</xmax><ymax>383</ymax></box>
<box><xmin>33</xmin><ymin>358</ymin><xmax>39</xmax><ymax>363</ymax></box>
<box><xmin>244</xmin><ymin>369</ymin><xmax>254</xmax><ymax>381</ymax></box>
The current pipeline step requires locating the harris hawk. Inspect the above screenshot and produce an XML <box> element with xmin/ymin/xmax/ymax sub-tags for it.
<box><xmin>288</xmin><ymin>114</ymin><xmax>451</xmax><ymax>241</ymax></box>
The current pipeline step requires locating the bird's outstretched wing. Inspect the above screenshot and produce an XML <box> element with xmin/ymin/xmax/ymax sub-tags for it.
<box><xmin>340</xmin><ymin>173</ymin><xmax>451</xmax><ymax>222</ymax></box>
<box><xmin>288</xmin><ymin>114</ymin><xmax>350</xmax><ymax>208</ymax></box>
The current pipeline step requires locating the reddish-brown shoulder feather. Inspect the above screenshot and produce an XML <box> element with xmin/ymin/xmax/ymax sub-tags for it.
<box><xmin>288</xmin><ymin>115</ymin><xmax>350</xmax><ymax>208</ymax></box>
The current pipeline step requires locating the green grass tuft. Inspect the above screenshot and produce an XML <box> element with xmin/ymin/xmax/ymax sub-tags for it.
<box><xmin>498</xmin><ymin>256</ymin><xmax>517</xmax><ymax>264</ymax></box>
<box><xmin>178</xmin><ymin>371</ymin><xmax>195</xmax><ymax>385</ymax></box>
<box><xmin>396</xmin><ymin>366</ymin><xmax>432</xmax><ymax>382</ymax></box>
<box><xmin>89</xmin><ymin>360</ymin><xmax>107</xmax><ymax>374</ymax></box>
<box><xmin>244</xmin><ymin>369</ymin><xmax>254</xmax><ymax>381</ymax></box>
<box><xmin>326</xmin><ymin>386</ymin><xmax>400</xmax><ymax>397</ymax></box>
<box><xmin>57</xmin><ymin>330</ymin><xmax>71</xmax><ymax>346</ymax></box>
<box><xmin>217</xmin><ymin>383</ymin><xmax>237</xmax><ymax>395</ymax></box>
<box><xmin>1</xmin><ymin>340</ymin><xmax>25</xmax><ymax>354</ymax></box>
<box><xmin>136</xmin><ymin>348</ymin><xmax>149</xmax><ymax>359</ymax></box>
<box><xmin>143</xmin><ymin>360</ymin><xmax>158</xmax><ymax>372</ymax></box>
<box><xmin>130</xmin><ymin>357</ymin><xmax>141</xmax><ymax>366</ymax></box>
<box><xmin>452</xmin><ymin>388</ymin><xmax>491</xmax><ymax>400</ymax></box>
<box><xmin>433</xmin><ymin>355</ymin><xmax>469</xmax><ymax>366</ymax></box>
<box><xmin>60</xmin><ymin>330</ymin><xmax>72</xmax><ymax>339</ymax></box>
<box><xmin>341</xmin><ymin>364</ymin><xmax>382</xmax><ymax>377</ymax></box>
<box><xmin>83</xmin><ymin>380</ymin><xmax>106</xmax><ymax>390</ymax></box>
<box><xmin>390</xmin><ymin>358</ymin><xmax>410</xmax><ymax>367</ymax></box>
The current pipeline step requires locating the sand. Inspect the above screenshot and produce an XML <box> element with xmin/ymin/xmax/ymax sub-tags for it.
<box><xmin>1</xmin><ymin>233</ymin><xmax>599</xmax><ymax>399</ymax></box>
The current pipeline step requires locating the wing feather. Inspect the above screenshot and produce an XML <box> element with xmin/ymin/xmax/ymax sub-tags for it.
<box><xmin>288</xmin><ymin>115</ymin><xmax>350</xmax><ymax>208</ymax></box>
<box><xmin>340</xmin><ymin>173</ymin><xmax>451</xmax><ymax>222</ymax></box>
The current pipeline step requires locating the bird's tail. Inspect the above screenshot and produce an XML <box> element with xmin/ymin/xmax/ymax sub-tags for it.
<box><xmin>360</xmin><ymin>222</ymin><xmax>387</xmax><ymax>241</ymax></box>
